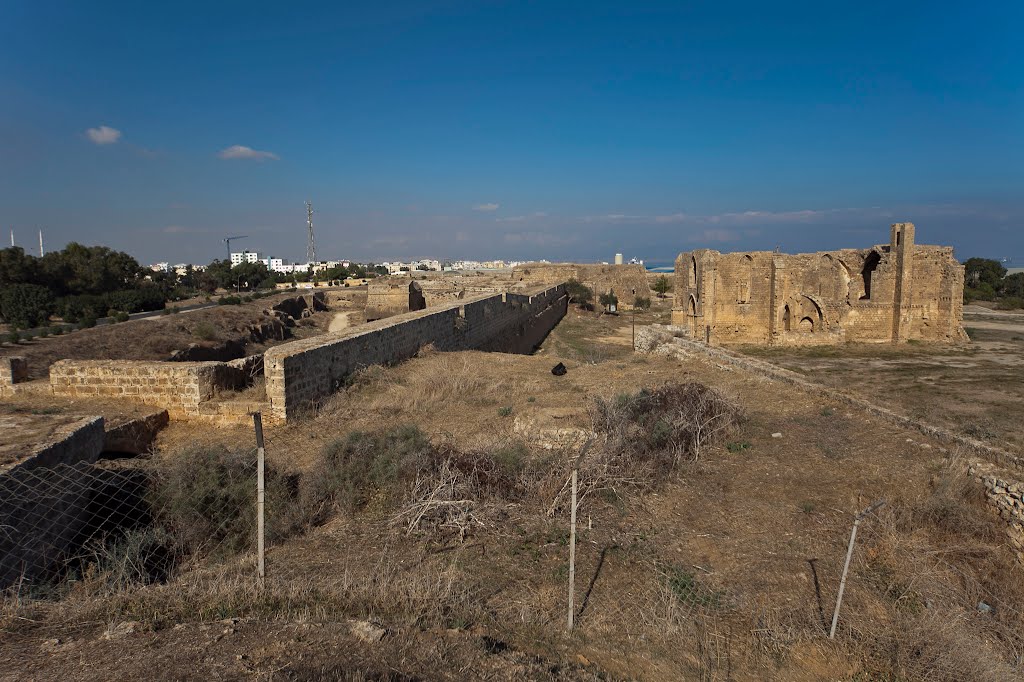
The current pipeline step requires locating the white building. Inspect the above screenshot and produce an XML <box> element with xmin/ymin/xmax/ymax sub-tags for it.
<box><xmin>230</xmin><ymin>250</ymin><xmax>264</xmax><ymax>266</ymax></box>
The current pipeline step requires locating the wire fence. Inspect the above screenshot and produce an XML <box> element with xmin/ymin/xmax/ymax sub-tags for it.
<box><xmin>1</xmin><ymin>453</ymin><xmax>258</xmax><ymax>598</ymax></box>
<box><xmin>2</xmin><ymin>412</ymin><xmax>1023</xmax><ymax>681</ymax></box>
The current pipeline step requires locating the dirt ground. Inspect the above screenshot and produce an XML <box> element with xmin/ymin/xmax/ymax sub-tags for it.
<box><xmin>3</xmin><ymin>299</ymin><xmax>1022</xmax><ymax>680</ymax></box>
<box><xmin>735</xmin><ymin>308</ymin><xmax>1024</xmax><ymax>455</ymax></box>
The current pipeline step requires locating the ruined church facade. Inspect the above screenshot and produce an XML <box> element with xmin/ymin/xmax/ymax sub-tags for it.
<box><xmin>671</xmin><ymin>223</ymin><xmax>967</xmax><ymax>345</ymax></box>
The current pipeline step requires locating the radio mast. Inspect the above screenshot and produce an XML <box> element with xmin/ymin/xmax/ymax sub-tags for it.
<box><xmin>306</xmin><ymin>201</ymin><xmax>317</xmax><ymax>265</ymax></box>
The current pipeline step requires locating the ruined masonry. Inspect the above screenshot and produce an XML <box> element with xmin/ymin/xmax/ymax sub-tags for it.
<box><xmin>671</xmin><ymin>223</ymin><xmax>967</xmax><ymax>345</ymax></box>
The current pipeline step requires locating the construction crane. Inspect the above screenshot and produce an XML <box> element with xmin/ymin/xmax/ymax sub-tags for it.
<box><xmin>223</xmin><ymin>235</ymin><xmax>248</xmax><ymax>262</ymax></box>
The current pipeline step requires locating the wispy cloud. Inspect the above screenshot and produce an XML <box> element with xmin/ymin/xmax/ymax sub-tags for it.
<box><xmin>472</xmin><ymin>202</ymin><xmax>499</xmax><ymax>212</ymax></box>
<box><xmin>496</xmin><ymin>211</ymin><xmax>549</xmax><ymax>223</ymax></box>
<box><xmin>85</xmin><ymin>125</ymin><xmax>122</xmax><ymax>145</ymax></box>
<box><xmin>217</xmin><ymin>145</ymin><xmax>279</xmax><ymax>161</ymax></box>
<box><xmin>503</xmin><ymin>231</ymin><xmax>579</xmax><ymax>247</ymax></box>
<box><xmin>162</xmin><ymin>225</ymin><xmax>206</xmax><ymax>234</ymax></box>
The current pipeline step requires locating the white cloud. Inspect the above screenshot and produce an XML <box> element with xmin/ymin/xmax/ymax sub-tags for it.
<box><xmin>85</xmin><ymin>125</ymin><xmax>122</xmax><ymax>145</ymax></box>
<box><xmin>217</xmin><ymin>145</ymin><xmax>279</xmax><ymax>161</ymax></box>
<box><xmin>472</xmin><ymin>203</ymin><xmax>499</xmax><ymax>212</ymax></box>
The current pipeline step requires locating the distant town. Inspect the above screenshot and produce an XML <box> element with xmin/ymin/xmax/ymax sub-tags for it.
<box><xmin>148</xmin><ymin>250</ymin><xmax>646</xmax><ymax>277</ymax></box>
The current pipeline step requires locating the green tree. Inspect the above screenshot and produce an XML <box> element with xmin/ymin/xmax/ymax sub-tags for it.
<box><xmin>204</xmin><ymin>259</ymin><xmax>234</xmax><ymax>290</ymax></box>
<box><xmin>230</xmin><ymin>261</ymin><xmax>271</xmax><ymax>290</ymax></box>
<box><xmin>653</xmin><ymin>275</ymin><xmax>671</xmax><ymax>298</ymax></box>
<box><xmin>963</xmin><ymin>258</ymin><xmax>1006</xmax><ymax>289</ymax></box>
<box><xmin>598</xmin><ymin>291</ymin><xmax>618</xmax><ymax>312</ymax></box>
<box><xmin>0</xmin><ymin>247</ymin><xmax>39</xmax><ymax>287</ymax></box>
<box><xmin>0</xmin><ymin>283</ymin><xmax>55</xmax><ymax>328</ymax></box>
<box><xmin>1001</xmin><ymin>272</ymin><xmax>1024</xmax><ymax>298</ymax></box>
<box><xmin>565</xmin><ymin>278</ymin><xmax>593</xmax><ymax>307</ymax></box>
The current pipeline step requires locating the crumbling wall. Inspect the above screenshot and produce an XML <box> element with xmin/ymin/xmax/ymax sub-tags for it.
<box><xmin>49</xmin><ymin>360</ymin><xmax>245</xmax><ymax>418</ymax></box>
<box><xmin>671</xmin><ymin>224</ymin><xmax>966</xmax><ymax>345</ymax></box>
<box><xmin>264</xmin><ymin>284</ymin><xmax>567</xmax><ymax>421</ymax></box>
<box><xmin>970</xmin><ymin>463</ymin><xmax>1024</xmax><ymax>564</ymax></box>
<box><xmin>0</xmin><ymin>356</ymin><xmax>29</xmax><ymax>397</ymax></box>
<box><xmin>512</xmin><ymin>263</ymin><xmax>651</xmax><ymax>308</ymax></box>
<box><xmin>366</xmin><ymin>279</ymin><xmax>427</xmax><ymax>320</ymax></box>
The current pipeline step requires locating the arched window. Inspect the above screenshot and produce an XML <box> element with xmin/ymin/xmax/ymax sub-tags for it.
<box><xmin>689</xmin><ymin>256</ymin><xmax>697</xmax><ymax>289</ymax></box>
<box><xmin>860</xmin><ymin>251</ymin><xmax>881</xmax><ymax>300</ymax></box>
<box><xmin>738</xmin><ymin>255</ymin><xmax>753</xmax><ymax>303</ymax></box>
<box><xmin>782</xmin><ymin>305</ymin><xmax>792</xmax><ymax>331</ymax></box>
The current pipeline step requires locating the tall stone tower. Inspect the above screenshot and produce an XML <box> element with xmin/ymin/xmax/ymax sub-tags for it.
<box><xmin>890</xmin><ymin>222</ymin><xmax>916</xmax><ymax>342</ymax></box>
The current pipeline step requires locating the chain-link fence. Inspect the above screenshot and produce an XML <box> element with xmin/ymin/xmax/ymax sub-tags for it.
<box><xmin>3</xmin><ymin>411</ymin><xmax>1023</xmax><ymax>681</ymax></box>
<box><xmin>1</xmin><ymin>450</ymin><xmax>259</xmax><ymax>598</ymax></box>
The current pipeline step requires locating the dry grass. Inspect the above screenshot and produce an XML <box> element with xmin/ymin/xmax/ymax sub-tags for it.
<box><xmin>9</xmin><ymin>303</ymin><xmax>1024</xmax><ymax>680</ymax></box>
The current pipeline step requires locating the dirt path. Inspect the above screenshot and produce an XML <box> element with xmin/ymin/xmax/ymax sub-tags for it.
<box><xmin>963</xmin><ymin>319</ymin><xmax>1024</xmax><ymax>334</ymax></box>
<box><xmin>328</xmin><ymin>312</ymin><xmax>351</xmax><ymax>333</ymax></box>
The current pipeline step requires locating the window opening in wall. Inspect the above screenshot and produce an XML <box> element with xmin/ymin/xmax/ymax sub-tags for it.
<box><xmin>783</xmin><ymin>305</ymin><xmax>792</xmax><ymax>331</ymax></box>
<box><xmin>860</xmin><ymin>251</ymin><xmax>881</xmax><ymax>300</ymax></box>
<box><xmin>689</xmin><ymin>256</ymin><xmax>697</xmax><ymax>289</ymax></box>
<box><xmin>738</xmin><ymin>255</ymin><xmax>752</xmax><ymax>303</ymax></box>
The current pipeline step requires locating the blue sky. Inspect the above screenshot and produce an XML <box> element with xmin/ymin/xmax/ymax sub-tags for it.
<box><xmin>1</xmin><ymin>1</ymin><xmax>1021</xmax><ymax>266</ymax></box>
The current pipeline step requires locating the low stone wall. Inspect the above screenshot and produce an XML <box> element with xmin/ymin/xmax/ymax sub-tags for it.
<box><xmin>637</xmin><ymin>324</ymin><xmax>1024</xmax><ymax>473</ymax></box>
<box><xmin>264</xmin><ymin>284</ymin><xmax>567</xmax><ymax>421</ymax></box>
<box><xmin>970</xmin><ymin>463</ymin><xmax>1024</xmax><ymax>564</ymax></box>
<box><xmin>1</xmin><ymin>415</ymin><xmax>106</xmax><ymax>475</ymax></box>
<box><xmin>49</xmin><ymin>360</ymin><xmax>245</xmax><ymax>418</ymax></box>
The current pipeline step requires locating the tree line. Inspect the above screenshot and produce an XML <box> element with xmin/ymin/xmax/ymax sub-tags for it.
<box><xmin>963</xmin><ymin>258</ymin><xmax>1023</xmax><ymax>309</ymax></box>
<box><xmin>0</xmin><ymin>243</ymin><xmax>394</xmax><ymax>330</ymax></box>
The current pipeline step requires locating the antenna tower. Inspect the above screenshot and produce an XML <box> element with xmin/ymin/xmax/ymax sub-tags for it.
<box><xmin>306</xmin><ymin>201</ymin><xmax>317</xmax><ymax>264</ymax></box>
<box><xmin>39</xmin><ymin>229</ymin><xmax>44</xmax><ymax>257</ymax></box>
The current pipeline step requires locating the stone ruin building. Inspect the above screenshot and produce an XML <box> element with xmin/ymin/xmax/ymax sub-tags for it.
<box><xmin>671</xmin><ymin>223</ymin><xmax>967</xmax><ymax>345</ymax></box>
<box><xmin>511</xmin><ymin>263</ymin><xmax>652</xmax><ymax>309</ymax></box>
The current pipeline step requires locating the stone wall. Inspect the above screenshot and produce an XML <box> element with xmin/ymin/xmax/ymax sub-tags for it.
<box><xmin>512</xmin><ymin>263</ymin><xmax>651</xmax><ymax>309</ymax></box>
<box><xmin>49</xmin><ymin>360</ymin><xmax>245</xmax><ymax>419</ymax></box>
<box><xmin>365</xmin><ymin>279</ymin><xmax>427</xmax><ymax>320</ymax></box>
<box><xmin>671</xmin><ymin>223</ymin><xmax>967</xmax><ymax>345</ymax></box>
<box><xmin>264</xmin><ymin>284</ymin><xmax>567</xmax><ymax>421</ymax></box>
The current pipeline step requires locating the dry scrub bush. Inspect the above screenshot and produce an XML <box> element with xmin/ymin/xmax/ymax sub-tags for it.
<box><xmin>544</xmin><ymin>383</ymin><xmax>743</xmax><ymax>513</ymax></box>
<box><xmin>305</xmin><ymin>425</ymin><xmax>534</xmax><ymax>539</ymax></box>
<box><xmin>151</xmin><ymin>446</ymin><xmax>308</xmax><ymax>559</ymax></box>
<box><xmin>593</xmin><ymin>383</ymin><xmax>743</xmax><ymax>467</ymax></box>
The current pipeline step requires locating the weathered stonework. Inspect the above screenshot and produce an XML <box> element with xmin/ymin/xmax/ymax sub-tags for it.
<box><xmin>512</xmin><ymin>263</ymin><xmax>651</xmax><ymax>309</ymax></box>
<box><xmin>0</xmin><ymin>356</ymin><xmax>29</xmax><ymax>396</ymax></box>
<box><xmin>671</xmin><ymin>223</ymin><xmax>967</xmax><ymax>345</ymax></box>
<box><xmin>49</xmin><ymin>360</ymin><xmax>246</xmax><ymax>419</ymax></box>
<box><xmin>970</xmin><ymin>463</ymin><xmax>1024</xmax><ymax>564</ymax></box>
<box><xmin>263</xmin><ymin>284</ymin><xmax>567</xmax><ymax>421</ymax></box>
<box><xmin>365</xmin><ymin>278</ymin><xmax>427</xmax><ymax>320</ymax></box>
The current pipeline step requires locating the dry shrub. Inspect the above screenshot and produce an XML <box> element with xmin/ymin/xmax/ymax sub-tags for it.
<box><xmin>593</xmin><ymin>382</ymin><xmax>743</xmax><ymax>468</ymax></box>
<box><xmin>543</xmin><ymin>383</ymin><xmax>743</xmax><ymax>513</ymax></box>
<box><xmin>304</xmin><ymin>425</ymin><xmax>532</xmax><ymax>538</ymax></box>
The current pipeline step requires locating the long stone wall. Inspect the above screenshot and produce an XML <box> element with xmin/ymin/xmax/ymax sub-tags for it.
<box><xmin>263</xmin><ymin>284</ymin><xmax>567</xmax><ymax>421</ymax></box>
<box><xmin>49</xmin><ymin>360</ymin><xmax>245</xmax><ymax>419</ymax></box>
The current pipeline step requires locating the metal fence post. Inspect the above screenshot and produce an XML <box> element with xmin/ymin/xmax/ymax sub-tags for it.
<box><xmin>830</xmin><ymin>499</ymin><xmax>885</xmax><ymax>638</ymax></box>
<box><xmin>567</xmin><ymin>467</ymin><xmax>578</xmax><ymax>632</ymax></box>
<box><xmin>252</xmin><ymin>412</ymin><xmax>266</xmax><ymax>583</ymax></box>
